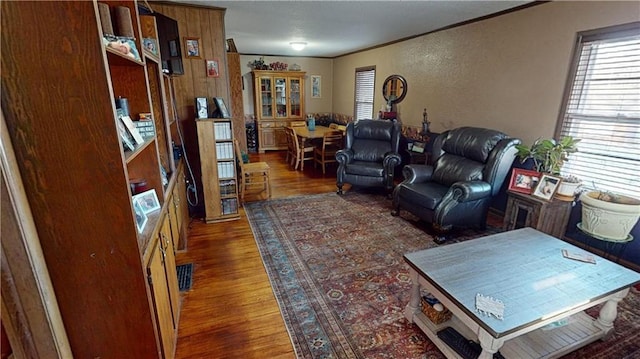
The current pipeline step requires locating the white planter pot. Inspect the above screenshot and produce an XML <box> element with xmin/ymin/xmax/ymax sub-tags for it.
<box><xmin>579</xmin><ymin>191</ymin><xmax>640</xmax><ymax>241</ymax></box>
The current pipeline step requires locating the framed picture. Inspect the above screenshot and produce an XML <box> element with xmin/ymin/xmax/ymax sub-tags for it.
<box><xmin>205</xmin><ymin>59</ymin><xmax>220</xmax><ymax>78</ymax></box>
<box><xmin>133</xmin><ymin>200</ymin><xmax>148</xmax><ymax>234</ymax></box>
<box><xmin>532</xmin><ymin>173</ymin><xmax>561</xmax><ymax>201</ymax></box>
<box><xmin>142</xmin><ymin>38</ymin><xmax>158</xmax><ymax>56</ymax></box>
<box><xmin>119</xmin><ymin>115</ymin><xmax>145</xmax><ymax>145</ymax></box>
<box><xmin>212</xmin><ymin>97</ymin><xmax>231</xmax><ymax>118</ymax></box>
<box><xmin>116</xmin><ymin>118</ymin><xmax>135</xmax><ymax>151</ymax></box>
<box><xmin>508</xmin><ymin>168</ymin><xmax>541</xmax><ymax>194</ymax></box>
<box><xmin>411</xmin><ymin>141</ymin><xmax>425</xmax><ymax>153</ymax></box>
<box><xmin>132</xmin><ymin>189</ymin><xmax>161</xmax><ymax>214</ymax></box>
<box><xmin>184</xmin><ymin>37</ymin><xmax>201</xmax><ymax>58</ymax></box>
<box><xmin>311</xmin><ymin>75</ymin><xmax>321</xmax><ymax>98</ymax></box>
<box><xmin>195</xmin><ymin>97</ymin><xmax>208</xmax><ymax>119</ymax></box>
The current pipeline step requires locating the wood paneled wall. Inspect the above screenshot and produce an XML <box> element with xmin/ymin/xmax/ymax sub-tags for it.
<box><xmin>150</xmin><ymin>2</ymin><xmax>244</xmax><ymax>217</ymax></box>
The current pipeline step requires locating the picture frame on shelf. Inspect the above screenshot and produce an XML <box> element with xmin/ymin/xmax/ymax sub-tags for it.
<box><xmin>311</xmin><ymin>75</ymin><xmax>321</xmax><ymax>98</ymax></box>
<box><xmin>212</xmin><ymin>97</ymin><xmax>231</xmax><ymax>118</ymax></box>
<box><xmin>205</xmin><ymin>59</ymin><xmax>220</xmax><ymax>78</ymax></box>
<box><xmin>532</xmin><ymin>173</ymin><xmax>561</xmax><ymax>201</ymax></box>
<box><xmin>411</xmin><ymin>141</ymin><xmax>425</xmax><ymax>153</ymax></box>
<box><xmin>133</xmin><ymin>200</ymin><xmax>148</xmax><ymax>234</ymax></box>
<box><xmin>195</xmin><ymin>97</ymin><xmax>208</xmax><ymax>119</ymax></box>
<box><xmin>184</xmin><ymin>37</ymin><xmax>201</xmax><ymax>58</ymax></box>
<box><xmin>132</xmin><ymin>189</ymin><xmax>161</xmax><ymax>214</ymax></box>
<box><xmin>508</xmin><ymin>168</ymin><xmax>541</xmax><ymax>194</ymax></box>
<box><xmin>116</xmin><ymin>117</ymin><xmax>135</xmax><ymax>151</ymax></box>
<box><xmin>142</xmin><ymin>38</ymin><xmax>158</xmax><ymax>56</ymax></box>
<box><xmin>119</xmin><ymin>115</ymin><xmax>145</xmax><ymax>145</ymax></box>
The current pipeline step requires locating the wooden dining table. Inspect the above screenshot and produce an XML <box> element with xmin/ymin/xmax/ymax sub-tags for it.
<box><xmin>290</xmin><ymin>125</ymin><xmax>336</xmax><ymax>142</ymax></box>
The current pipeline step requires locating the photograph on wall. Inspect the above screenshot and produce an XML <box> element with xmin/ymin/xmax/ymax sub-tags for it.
<box><xmin>206</xmin><ymin>59</ymin><xmax>220</xmax><ymax>78</ymax></box>
<box><xmin>311</xmin><ymin>75</ymin><xmax>321</xmax><ymax>98</ymax></box>
<box><xmin>184</xmin><ymin>37</ymin><xmax>201</xmax><ymax>58</ymax></box>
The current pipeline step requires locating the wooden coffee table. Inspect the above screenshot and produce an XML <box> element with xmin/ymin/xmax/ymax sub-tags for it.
<box><xmin>404</xmin><ymin>227</ymin><xmax>640</xmax><ymax>359</ymax></box>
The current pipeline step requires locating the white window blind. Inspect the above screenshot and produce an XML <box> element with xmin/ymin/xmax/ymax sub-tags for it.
<box><xmin>355</xmin><ymin>67</ymin><xmax>375</xmax><ymax>120</ymax></box>
<box><xmin>557</xmin><ymin>23</ymin><xmax>640</xmax><ymax>198</ymax></box>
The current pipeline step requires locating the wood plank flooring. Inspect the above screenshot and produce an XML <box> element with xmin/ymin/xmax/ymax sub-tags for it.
<box><xmin>174</xmin><ymin>151</ymin><xmax>343</xmax><ymax>358</ymax></box>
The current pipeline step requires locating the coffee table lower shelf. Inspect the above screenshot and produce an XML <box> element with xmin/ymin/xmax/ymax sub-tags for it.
<box><xmin>412</xmin><ymin>311</ymin><xmax>603</xmax><ymax>359</ymax></box>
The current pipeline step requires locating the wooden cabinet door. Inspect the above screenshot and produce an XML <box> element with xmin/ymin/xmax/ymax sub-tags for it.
<box><xmin>175</xmin><ymin>166</ymin><xmax>189</xmax><ymax>250</ymax></box>
<box><xmin>256</xmin><ymin>76</ymin><xmax>274</xmax><ymax>118</ymax></box>
<box><xmin>288</xmin><ymin>76</ymin><xmax>303</xmax><ymax>119</ymax></box>
<box><xmin>160</xmin><ymin>216</ymin><xmax>180</xmax><ymax>327</ymax></box>
<box><xmin>275</xmin><ymin>126</ymin><xmax>288</xmax><ymax>148</ymax></box>
<box><xmin>147</xmin><ymin>239</ymin><xmax>176</xmax><ymax>358</ymax></box>
<box><xmin>261</xmin><ymin>127</ymin><xmax>276</xmax><ymax>149</ymax></box>
<box><xmin>168</xmin><ymin>190</ymin><xmax>180</xmax><ymax>250</ymax></box>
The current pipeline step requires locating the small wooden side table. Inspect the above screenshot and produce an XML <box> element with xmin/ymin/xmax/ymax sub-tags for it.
<box><xmin>407</xmin><ymin>151</ymin><xmax>430</xmax><ymax>165</ymax></box>
<box><xmin>503</xmin><ymin>190</ymin><xmax>573</xmax><ymax>238</ymax></box>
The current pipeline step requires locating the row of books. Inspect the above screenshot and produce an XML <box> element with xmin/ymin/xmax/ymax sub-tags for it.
<box><xmin>221</xmin><ymin>198</ymin><xmax>238</xmax><ymax>215</ymax></box>
<box><xmin>215</xmin><ymin>142</ymin><xmax>234</xmax><ymax>160</ymax></box>
<box><xmin>217</xmin><ymin>161</ymin><xmax>235</xmax><ymax>179</ymax></box>
<box><xmin>134</xmin><ymin>119</ymin><xmax>155</xmax><ymax>140</ymax></box>
<box><xmin>219</xmin><ymin>179</ymin><xmax>237</xmax><ymax>196</ymax></box>
<box><xmin>214</xmin><ymin>122</ymin><xmax>232</xmax><ymax>140</ymax></box>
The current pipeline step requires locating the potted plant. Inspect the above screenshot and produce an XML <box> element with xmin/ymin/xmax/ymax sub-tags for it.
<box><xmin>579</xmin><ymin>190</ymin><xmax>640</xmax><ymax>241</ymax></box>
<box><xmin>515</xmin><ymin>136</ymin><xmax>581</xmax><ymax>198</ymax></box>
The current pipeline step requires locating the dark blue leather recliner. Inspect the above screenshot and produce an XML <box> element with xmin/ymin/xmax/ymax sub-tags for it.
<box><xmin>391</xmin><ymin>127</ymin><xmax>521</xmax><ymax>243</ymax></box>
<box><xmin>336</xmin><ymin>120</ymin><xmax>402</xmax><ymax>196</ymax></box>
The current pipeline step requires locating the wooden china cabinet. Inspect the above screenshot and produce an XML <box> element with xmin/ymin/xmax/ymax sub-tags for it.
<box><xmin>2</xmin><ymin>1</ymin><xmax>187</xmax><ymax>357</ymax></box>
<box><xmin>252</xmin><ymin>70</ymin><xmax>306</xmax><ymax>152</ymax></box>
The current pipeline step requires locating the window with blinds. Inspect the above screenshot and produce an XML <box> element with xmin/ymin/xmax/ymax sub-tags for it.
<box><xmin>557</xmin><ymin>23</ymin><xmax>640</xmax><ymax>198</ymax></box>
<box><xmin>354</xmin><ymin>66</ymin><xmax>375</xmax><ymax>120</ymax></box>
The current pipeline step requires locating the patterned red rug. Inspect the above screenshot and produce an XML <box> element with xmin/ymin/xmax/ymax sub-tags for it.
<box><xmin>245</xmin><ymin>192</ymin><xmax>640</xmax><ymax>359</ymax></box>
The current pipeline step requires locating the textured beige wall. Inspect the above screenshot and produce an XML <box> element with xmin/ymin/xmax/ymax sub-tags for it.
<box><xmin>239</xmin><ymin>55</ymin><xmax>333</xmax><ymax>117</ymax></box>
<box><xmin>332</xmin><ymin>1</ymin><xmax>639</xmax><ymax>144</ymax></box>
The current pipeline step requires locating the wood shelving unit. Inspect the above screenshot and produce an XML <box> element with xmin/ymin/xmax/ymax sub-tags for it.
<box><xmin>197</xmin><ymin>118</ymin><xmax>241</xmax><ymax>223</ymax></box>
<box><xmin>1</xmin><ymin>1</ymin><xmax>189</xmax><ymax>357</ymax></box>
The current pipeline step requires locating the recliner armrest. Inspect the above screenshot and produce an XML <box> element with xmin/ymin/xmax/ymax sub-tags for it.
<box><xmin>335</xmin><ymin>149</ymin><xmax>354</xmax><ymax>164</ymax></box>
<box><xmin>449</xmin><ymin>181</ymin><xmax>492</xmax><ymax>202</ymax></box>
<box><xmin>402</xmin><ymin>164</ymin><xmax>434</xmax><ymax>184</ymax></box>
<box><xmin>383</xmin><ymin>151</ymin><xmax>402</xmax><ymax>168</ymax></box>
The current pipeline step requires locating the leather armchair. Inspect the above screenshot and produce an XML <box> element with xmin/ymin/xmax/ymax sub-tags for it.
<box><xmin>391</xmin><ymin>127</ymin><xmax>520</xmax><ymax>241</ymax></box>
<box><xmin>336</xmin><ymin>120</ymin><xmax>402</xmax><ymax>195</ymax></box>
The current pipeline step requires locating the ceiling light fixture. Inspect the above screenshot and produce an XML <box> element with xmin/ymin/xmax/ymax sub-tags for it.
<box><xmin>290</xmin><ymin>42</ymin><xmax>307</xmax><ymax>51</ymax></box>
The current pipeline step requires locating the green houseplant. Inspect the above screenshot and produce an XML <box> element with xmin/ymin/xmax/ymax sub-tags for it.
<box><xmin>515</xmin><ymin>136</ymin><xmax>580</xmax><ymax>175</ymax></box>
<box><xmin>516</xmin><ymin>136</ymin><xmax>581</xmax><ymax>198</ymax></box>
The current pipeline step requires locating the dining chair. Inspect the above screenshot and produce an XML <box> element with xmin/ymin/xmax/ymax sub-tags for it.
<box><xmin>233</xmin><ymin>139</ymin><xmax>271</xmax><ymax>204</ymax></box>
<box><xmin>284</xmin><ymin>127</ymin><xmax>297</xmax><ymax>168</ymax></box>
<box><xmin>314</xmin><ymin>130</ymin><xmax>343</xmax><ymax>174</ymax></box>
<box><xmin>289</xmin><ymin>128</ymin><xmax>314</xmax><ymax>170</ymax></box>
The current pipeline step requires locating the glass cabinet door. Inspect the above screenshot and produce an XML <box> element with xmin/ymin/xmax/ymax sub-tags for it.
<box><xmin>289</xmin><ymin>77</ymin><xmax>301</xmax><ymax>118</ymax></box>
<box><xmin>260</xmin><ymin>77</ymin><xmax>273</xmax><ymax>118</ymax></box>
<box><xmin>275</xmin><ymin>77</ymin><xmax>287</xmax><ymax>118</ymax></box>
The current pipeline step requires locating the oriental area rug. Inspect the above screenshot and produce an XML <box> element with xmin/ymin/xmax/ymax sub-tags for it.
<box><xmin>244</xmin><ymin>192</ymin><xmax>640</xmax><ymax>359</ymax></box>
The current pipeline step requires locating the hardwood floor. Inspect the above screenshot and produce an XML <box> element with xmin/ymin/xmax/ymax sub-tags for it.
<box><xmin>174</xmin><ymin>151</ymin><xmax>343</xmax><ymax>358</ymax></box>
